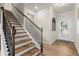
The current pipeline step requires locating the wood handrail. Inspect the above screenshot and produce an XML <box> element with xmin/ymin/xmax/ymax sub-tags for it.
<box><xmin>12</xmin><ymin>26</ymin><xmax>16</xmax><ymax>56</ymax></box>
<box><xmin>4</xmin><ymin>10</ymin><xmax>12</xmax><ymax>29</ymax></box>
<box><xmin>12</xmin><ymin>4</ymin><xmax>42</xmax><ymax>31</ymax></box>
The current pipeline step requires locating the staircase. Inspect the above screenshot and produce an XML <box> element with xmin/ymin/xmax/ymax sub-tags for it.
<box><xmin>3</xmin><ymin>10</ymin><xmax>41</xmax><ymax>56</ymax></box>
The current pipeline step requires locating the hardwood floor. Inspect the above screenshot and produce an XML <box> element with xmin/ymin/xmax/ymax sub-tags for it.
<box><xmin>43</xmin><ymin>40</ymin><xmax>79</xmax><ymax>56</ymax></box>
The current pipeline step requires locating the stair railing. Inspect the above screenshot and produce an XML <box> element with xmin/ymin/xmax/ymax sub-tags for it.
<box><xmin>1</xmin><ymin>7</ymin><xmax>16</xmax><ymax>56</ymax></box>
<box><xmin>12</xmin><ymin>4</ymin><xmax>43</xmax><ymax>53</ymax></box>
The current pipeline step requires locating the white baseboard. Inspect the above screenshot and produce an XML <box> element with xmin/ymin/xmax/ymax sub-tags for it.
<box><xmin>74</xmin><ymin>42</ymin><xmax>79</xmax><ymax>54</ymax></box>
<box><xmin>56</xmin><ymin>38</ymin><xmax>74</xmax><ymax>42</ymax></box>
<box><xmin>43</xmin><ymin>39</ymin><xmax>56</xmax><ymax>45</ymax></box>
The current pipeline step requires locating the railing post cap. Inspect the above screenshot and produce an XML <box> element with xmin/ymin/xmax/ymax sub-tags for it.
<box><xmin>1</xmin><ymin>7</ymin><xmax>4</xmax><ymax>10</ymax></box>
<box><xmin>41</xmin><ymin>27</ymin><xmax>43</xmax><ymax>32</ymax></box>
<box><xmin>12</xmin><ymin>26</ymin><xmax>15</xmax><ymax>28</ymax></box>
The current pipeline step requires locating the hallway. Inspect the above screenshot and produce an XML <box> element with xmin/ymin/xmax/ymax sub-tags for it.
<box><xmin>43</xmin><ymin>40</ymin><xmax>78</xmax><ymax>56</ymax></box>
<box><xmin>0</xmin><ymin>3</ymin><xmax>79</xmax><ymax>56</ymax></box>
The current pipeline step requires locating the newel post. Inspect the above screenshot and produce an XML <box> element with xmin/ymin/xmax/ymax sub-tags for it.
<box><xmin>1</xmin><ymin>7</ymin><xmax>4</xmax><ymax>29</ymax></box>
<box><xmin>12</xmin><ymin>26</ymin><xmax>16</xmax><ymax>56</ymax></box>
<box><xmin>41</xmin><ymin>27</ymin><xmax>43</xmax><ymax>53</ymax></box>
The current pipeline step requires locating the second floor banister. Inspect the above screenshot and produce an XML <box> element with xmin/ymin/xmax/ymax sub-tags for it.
<box><xmin>12</xmin><ymin>4</ymin><xmax>43</xmax><ymax>53</ymax></box>
<box><xmin>1</xmin><ymin>7</ymin><xmax>16</xmax><ymax>56</ymax></box>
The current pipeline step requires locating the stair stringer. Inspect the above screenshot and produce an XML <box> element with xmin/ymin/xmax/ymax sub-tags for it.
<box><xmin>1</xmin><ymin>30</ymin><xmax>9</xmax><ymax>56</ymax></box>
<box><xmin>23</xmin><ymin>27</ymin><xmax>40</xmax><ymax>50</ymax></box>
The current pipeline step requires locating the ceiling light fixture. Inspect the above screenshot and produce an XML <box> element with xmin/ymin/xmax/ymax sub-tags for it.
<box><xmin>35</xmin><ymin>6</ymin><xmax>38</xmax><ymax>9</ymax></box>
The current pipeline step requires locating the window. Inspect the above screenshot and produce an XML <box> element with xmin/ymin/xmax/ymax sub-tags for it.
<box><xmin>52</xmin><ymin>17</ymin><xmax>56</xmax><ymax>31</ymax></box>
<box><xmin>61</xmin><ymin>20</ymin><xmax>68</xmax><ymax>34</ymax></box>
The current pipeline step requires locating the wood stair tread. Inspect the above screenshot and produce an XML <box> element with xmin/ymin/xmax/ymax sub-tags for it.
<box><xmin>15</xmin><ymin>38</ymin><xmax>32</xmax><ymax>45</ymax></box>
<box><xmin>15</xmin><ymin>34</ymin><xmax>29</xmax><ymax>39</ymax></box>
<box><xmin>12</xmin><ymin>25</ymin><xmax>22</xmax><ymax>27</ymax></box>
<box><xmin>22</xmin><ymin>47</ymin><xmax>39</xmax><ymax>56</ymax></box>
<box><xmin>15</xmin><ymin>43</ymin><xmax>34</xmax><ymax>54</ymax></box>
<box><xmin>16</xmin><ymin>32</ymin><xmax>26</xmax><ymax>34</ymax></box>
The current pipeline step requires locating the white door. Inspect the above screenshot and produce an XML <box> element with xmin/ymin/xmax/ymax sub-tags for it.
<box><xmin>56</xmin><ymin>10</ymin><xmax>74</xmax><ymax>41</ymax></box>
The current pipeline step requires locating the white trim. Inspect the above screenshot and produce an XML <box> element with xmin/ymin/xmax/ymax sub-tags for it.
<box><xmin>1</xmin><ymin>9</ymin><xmax>9</xmax><ymax>56</ymax></box>
<box><xmin>15</xmin><ymin>33</ymin><xmax>28</xmax><ymax>37</ymax></box>
<box><xmin>1</xmin><ymin>29</ymin><xmax>9</xmax><ymax>56</ymax></box>
<box><xmin>74</xmin><ymin>41</ymin><xmax>79</xmax><ymax>54</ymax></box>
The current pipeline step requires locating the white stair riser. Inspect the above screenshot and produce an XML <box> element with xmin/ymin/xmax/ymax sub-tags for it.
<box><xmin>15</xmin><ymin>33</ymin><xmax>28</xmax><ymax>37</ymax></box>
<box><xmin>16</xmin><ymin>30</ymin><xmax>25</xmax><ymax>32</ymax></box>
<box><xmin>15</xmin><ymin>27</ymin><xmax>23</xmax><ymax>29</ymax></box>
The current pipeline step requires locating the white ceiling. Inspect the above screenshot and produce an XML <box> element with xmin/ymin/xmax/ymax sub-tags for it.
<box><xmin>24</xmin><ymin>3</ymin><xmax>75</xmax><ymax>13</ymax></box>
<box><xmin>24</xmin><ymin>3</ymin><xmax>51</xmax><ymax>12</ymax></box>
<box><xmin>53</xmin><ymin>3</ymin><xmax>75</xmax><ymax>13</ymax></box>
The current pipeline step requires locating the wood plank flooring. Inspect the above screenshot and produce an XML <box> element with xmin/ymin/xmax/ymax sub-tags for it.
<box><xmin>43</xmin><ymin>40</ymin><xmax>79</xmax><ymax>56</ymax></box>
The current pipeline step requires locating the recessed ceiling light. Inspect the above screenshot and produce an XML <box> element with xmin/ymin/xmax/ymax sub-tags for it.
<box><xmin>35</xmin><ymin>6</ymin><xmax>38</xmax><ymax>9</ymax></box>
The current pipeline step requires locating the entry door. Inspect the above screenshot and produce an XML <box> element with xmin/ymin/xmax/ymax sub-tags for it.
<box><xmin>57</xmin><ymin>17</ymin><xmax>70</xmax><ymax>41</ymax></box>
<box><xmin>60</xmin><ymin>20</ymin><xmax>69</xmax><ymax>40</ymax></box>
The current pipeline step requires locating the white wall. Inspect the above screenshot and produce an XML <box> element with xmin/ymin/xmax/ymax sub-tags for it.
<box><xmin>24</xmin><ymin>6</ymin><xmax>57</xmax><ymax>45</ymax></box>
<box><xmin>56</xmin><ymin>10</ymin><xmax>75</xmax><ymax>42</ymax></box>
<box><xmin>24</xmin><ymin>5</ymin><xmax>57</xmax><ymax>45</ymax></box>
<box><xmin>4</xmin><ymin>3</ymin><xmax>12</xmax><ymax>11</ymax></box>
<box><xmin>24</xmin><ymin>6</ymin><xmax>35</xmax><ymax>22</ymax></box>
<box><xmin>4</xmin><ymin>3</ymin><xmax>24</xmax><ymax>25</ymax></box>
<box><xmin>34</xmin><ymin>7</ymin><xmax>57</xmax><ymax>44</ymax></box>
<box><xmin>12</xmin><ymin>4</ymin><xmax>24</xmax><ymax>25</ymax></box>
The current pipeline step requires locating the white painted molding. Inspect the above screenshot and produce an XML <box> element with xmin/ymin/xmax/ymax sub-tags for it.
<box><xmin>74</xmin><ymin>42</ymin><xmax>79</xmax><ymax>54</ymax></box>
<box><xmin>1</xmin><ymin>9</ymin><xmax>9</xmax><ymax>56</ymax></box>
<box><xmin>1</xmin><ymin>26</ymin><xmax>9</xmax><ymax>56</ymax></box>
